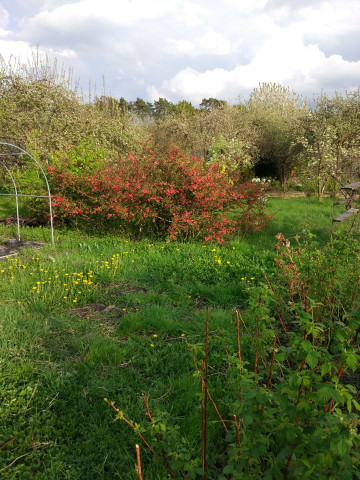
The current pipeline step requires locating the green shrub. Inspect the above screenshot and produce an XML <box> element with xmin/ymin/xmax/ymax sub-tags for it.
<box><xmin>107</xmin><ymin>231</ymin><xmax>360</xmax><ymax>479</ymax></box>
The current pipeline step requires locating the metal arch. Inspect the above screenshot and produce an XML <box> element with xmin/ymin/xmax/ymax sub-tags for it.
<box><xmin>0</xmin><ymin>142</ymin><xmax>54</xmax><ymax>243</ymax></box>
<box><xmin>0</xmin><ymin>160</ymin><xmax>21</xmax><ymax>241</ymax></box>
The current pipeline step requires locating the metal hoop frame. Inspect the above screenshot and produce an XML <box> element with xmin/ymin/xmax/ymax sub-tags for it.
<box><xmin>0</xmin><ymin>142</ymin><xmax>54</xmax><ymax>243</ymax></box>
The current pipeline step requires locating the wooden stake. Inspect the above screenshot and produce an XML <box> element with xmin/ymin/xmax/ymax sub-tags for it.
<box><xmin>135</xmin><ymin>444</ymin><xmax>143</xmax><ymax>480</ymax></box>
<box><xmin>202</xmin><ymin>306</ymin><xmax>209</xmax><ymax>479</ymax></box>
<box><xmin>235</xmin><ymin>310</ymin><xmax>242</xmax><ymax>373</ymax></box>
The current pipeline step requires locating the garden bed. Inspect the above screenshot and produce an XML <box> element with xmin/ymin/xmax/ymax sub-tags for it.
<box><xmin>0</xmin><ymin>239</ymin><xmax>44</xmax><ymax>259</ymax></box>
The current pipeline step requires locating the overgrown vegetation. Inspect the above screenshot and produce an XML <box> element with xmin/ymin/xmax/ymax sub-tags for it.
<box><xmin>0</xmin><ymin>198</ymin><xmax>359</xmax><ymax>479</ymax></box>
<box><xmin>1</xmin><ymin>54</ymin><xmax>360</xmax><ymax>479</ymax></box>
<box><xmin>48</xmin><ymin>141</ymin><xmax>270</xmax><ymax>243</ymax></box>
<box><xmin>1</xmin><ymin>55</ymin><xmax>359</xmax><ymax>201</ymax></box>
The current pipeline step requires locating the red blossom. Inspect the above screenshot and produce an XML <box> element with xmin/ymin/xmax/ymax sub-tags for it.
<box><xmin>47</xmin><ymin>145</ymin><xmax>270</xmax><ymax>242</ymax></box>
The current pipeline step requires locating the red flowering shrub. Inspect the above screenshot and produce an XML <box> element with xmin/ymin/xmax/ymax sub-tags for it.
<box><xmin>49</xmin><ymin>145</ymin><xmax>270</xmax><ymax>243</ymax></box>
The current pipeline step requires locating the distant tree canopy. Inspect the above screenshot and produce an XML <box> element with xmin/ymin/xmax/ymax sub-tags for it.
<box><xmin>1</xmin><ymin>55</ymin><xmax>359</xmax><ymax>196</ymax></box>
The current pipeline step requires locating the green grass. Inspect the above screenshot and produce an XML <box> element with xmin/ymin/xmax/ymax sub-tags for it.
<box><xmin>0</xmin><ymin>196</ymin><xmax>356</xmax><ymax>479</ymax></box>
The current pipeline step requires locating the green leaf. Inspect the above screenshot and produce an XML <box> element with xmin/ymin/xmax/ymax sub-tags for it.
<box><xmin>330</xmin><ymin>436</ymin><xmax>350</xmax><ymax>456</ymax></box>
<box><xmin>286</xmin><ymin>427</ymin><xmax>298</xmax><ymax>442</ymax></box>
<box><xmin>306</xmin><ymin>350</ymin><xmax>320</xmax><ymax>369</ymax></box>
<box><xmin>276</xmin><ymin>352</ymin><xmax>288</xmax><ymax>362</ymax></box>
<box><xmin>302</xmin><ymin>375</ymin><xmax>312</xmax><ymax>388</ymax></box>
<box><xmin>243</xmin><ymin>412</ymin><xmax>254</xmax><ymax>427</ymax></box>
<box><xmin>320</xmin><ymin>362</ymin><xmax>331</xmax><ymax>377</ymax></box>
<box><xmin>301</xmin><ymin>340</ymin><xmax>312</xmax><ymax>353</ymax></box>
<box><xmin>316</xmin><ymin>386</ymin><xmax>341</xmax><ymax>403</ymax></box>
<box><xmin>335</xmin><ymin>329</ymin><xmax>347</xmax><ymax>342</ymax></box>
<box><xmin>223</xmin><ymin>464</ymin><xmax>235</xmax><ymax>474</ymax></box>
<box><xmin>345</xmin><ymin>353</ymin><xmax>359</xmax><ymax>372</ymax></box>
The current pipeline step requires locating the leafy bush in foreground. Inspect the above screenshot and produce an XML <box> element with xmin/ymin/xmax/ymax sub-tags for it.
<box><xmin>107</xmin><ymin>231</ymin><xmax>360</xmax><ymax>479</ymax></box>
<box><xmin>49</xmin><ymin>143</ymin><xmax>270</xmax><ymax>243</ymax></box>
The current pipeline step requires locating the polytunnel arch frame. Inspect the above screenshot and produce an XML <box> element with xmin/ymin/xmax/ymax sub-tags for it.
<box><xmin>0</xmin><ymin>142</ymin><xmax>54</xmax><ymax>244</ymax></box>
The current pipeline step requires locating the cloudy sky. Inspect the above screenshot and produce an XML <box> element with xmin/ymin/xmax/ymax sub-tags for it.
<box><xmin>1</xmin><ymin>0</ymin><xmax>359</xmax><ymax>104</ymax></box>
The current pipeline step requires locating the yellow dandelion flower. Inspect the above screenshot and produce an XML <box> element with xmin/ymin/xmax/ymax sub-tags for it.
<box><xmin>150</xmin><ymin>344</ymin><xmax>155</xmax><ymax>348</ymax></box>
<box><xmin>153</xmin><ymin>334</ymin><xmax>158</xmax><ymax>338</ymax></box>
<box><xmin>73</xmin><ymin>299</ymin><xmax>77</xmax><ymax>303</ymax></box>
<box><xmin>217</xmin><ymin>259</ymin><xmax>221</xmax><ymax>264</ymax></box>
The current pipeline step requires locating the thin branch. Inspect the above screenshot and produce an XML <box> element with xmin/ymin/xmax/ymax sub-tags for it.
<box><xmin>0</xmin><ymin>437</ymin><xmax>16</xmax><ymax>451</ymax></box>
<box><xmin>202</xmin><ymin>307</ymin><xmax>209</xmax><ymax>480</ymax></box>
<box><xmin>104</xmin><ymin>398</ymin><xmax>177</xmax><ymax>479</ymax></box>
<box><xmin>135</xmin><ymin>444</ymin><xmax>143</xmax><ymax>480</ymax></box>
<box><xmin>0</xmin><ymin>452</ymin><xmax>30</xmax><ymax>472</ymax></box>
<box><xmin>235</xmin><ymin>310</ymin><xmax>242</xmax><ymax>373</ymax></box>
<box><xmin>266</xmin><ymin>336</ymin><xmax>277</xmax><ymax>389</ymax></box>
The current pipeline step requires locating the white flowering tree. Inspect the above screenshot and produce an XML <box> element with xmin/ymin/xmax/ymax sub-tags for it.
<box><xmin>298</xmin><ymin>91</ymin><xmax>360</xmax><ymax>200</ymax></box>
<box><xmin>207</xmin><ymin>134</ymin><xmax>256</xmax><ymax>180</ymax></box>
<box><xmin>247</xmin><ymin>83</ymin><xmax>307</xmax><ymax>188</ymax></box>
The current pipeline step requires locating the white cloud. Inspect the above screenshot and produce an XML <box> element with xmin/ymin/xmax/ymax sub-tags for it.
<box><xmin>159</xmin><ymin>34</ymin><xmax>360</xmax><ymax>103</ymax></box>
<box><xmin>168</xmin><ymin>30</ymin><xmax>232</xmax><ymax>57</ymax></box>
<box><xmin>21</xmin><ymin>0</ymin><xmax>208</xmax><ymax>35</ymax></box>
<box><xmin>199</xmin><ymin>30</ymin><xmax>231</xmax><ymax>55</ymax></box>
<box><xmin>298</xmin><ymin>0</ymin><xmax>360</xmax><ymax>36</ymax></box>
<box><xmin>0</xmin><ymin>38</ymin><xmax>35</xmax><ymax>62</ymax></box>
<box><xmin>1</xmin><ymin>0</ymin><xmax>360</xmax><ymax>103</ymax></box>
<box><xmin>170</xmin><ymin>39</ymin><xmax>196</xmax><ymax>55</ymax></box>
<box><xmin>0</xmin><ymin>4</ymin><xmax>9</xmax><ymax>28</ymax></box>
<box><xmin>223</xmin><ymin>0</ymin><xmax>268</xmax><ymax>14</ymax></box>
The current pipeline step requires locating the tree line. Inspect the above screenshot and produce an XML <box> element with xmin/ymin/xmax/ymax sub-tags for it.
<box><xmin>1</xmin><ymin>54</ymin><xmax>359</xmax><ymax>199</ymax></box>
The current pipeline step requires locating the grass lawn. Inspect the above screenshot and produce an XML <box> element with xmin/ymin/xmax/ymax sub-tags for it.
<box><xmin>0</xmin><ymin>196</ymin><xmax>356</xmax><ymax>479</ymax></box>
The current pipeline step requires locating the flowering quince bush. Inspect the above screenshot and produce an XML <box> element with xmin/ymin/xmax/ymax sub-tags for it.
<box><xmin>48</xmin><ymin>143</ymin><xmax>270</xmax><ymax>243</ymax></box>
